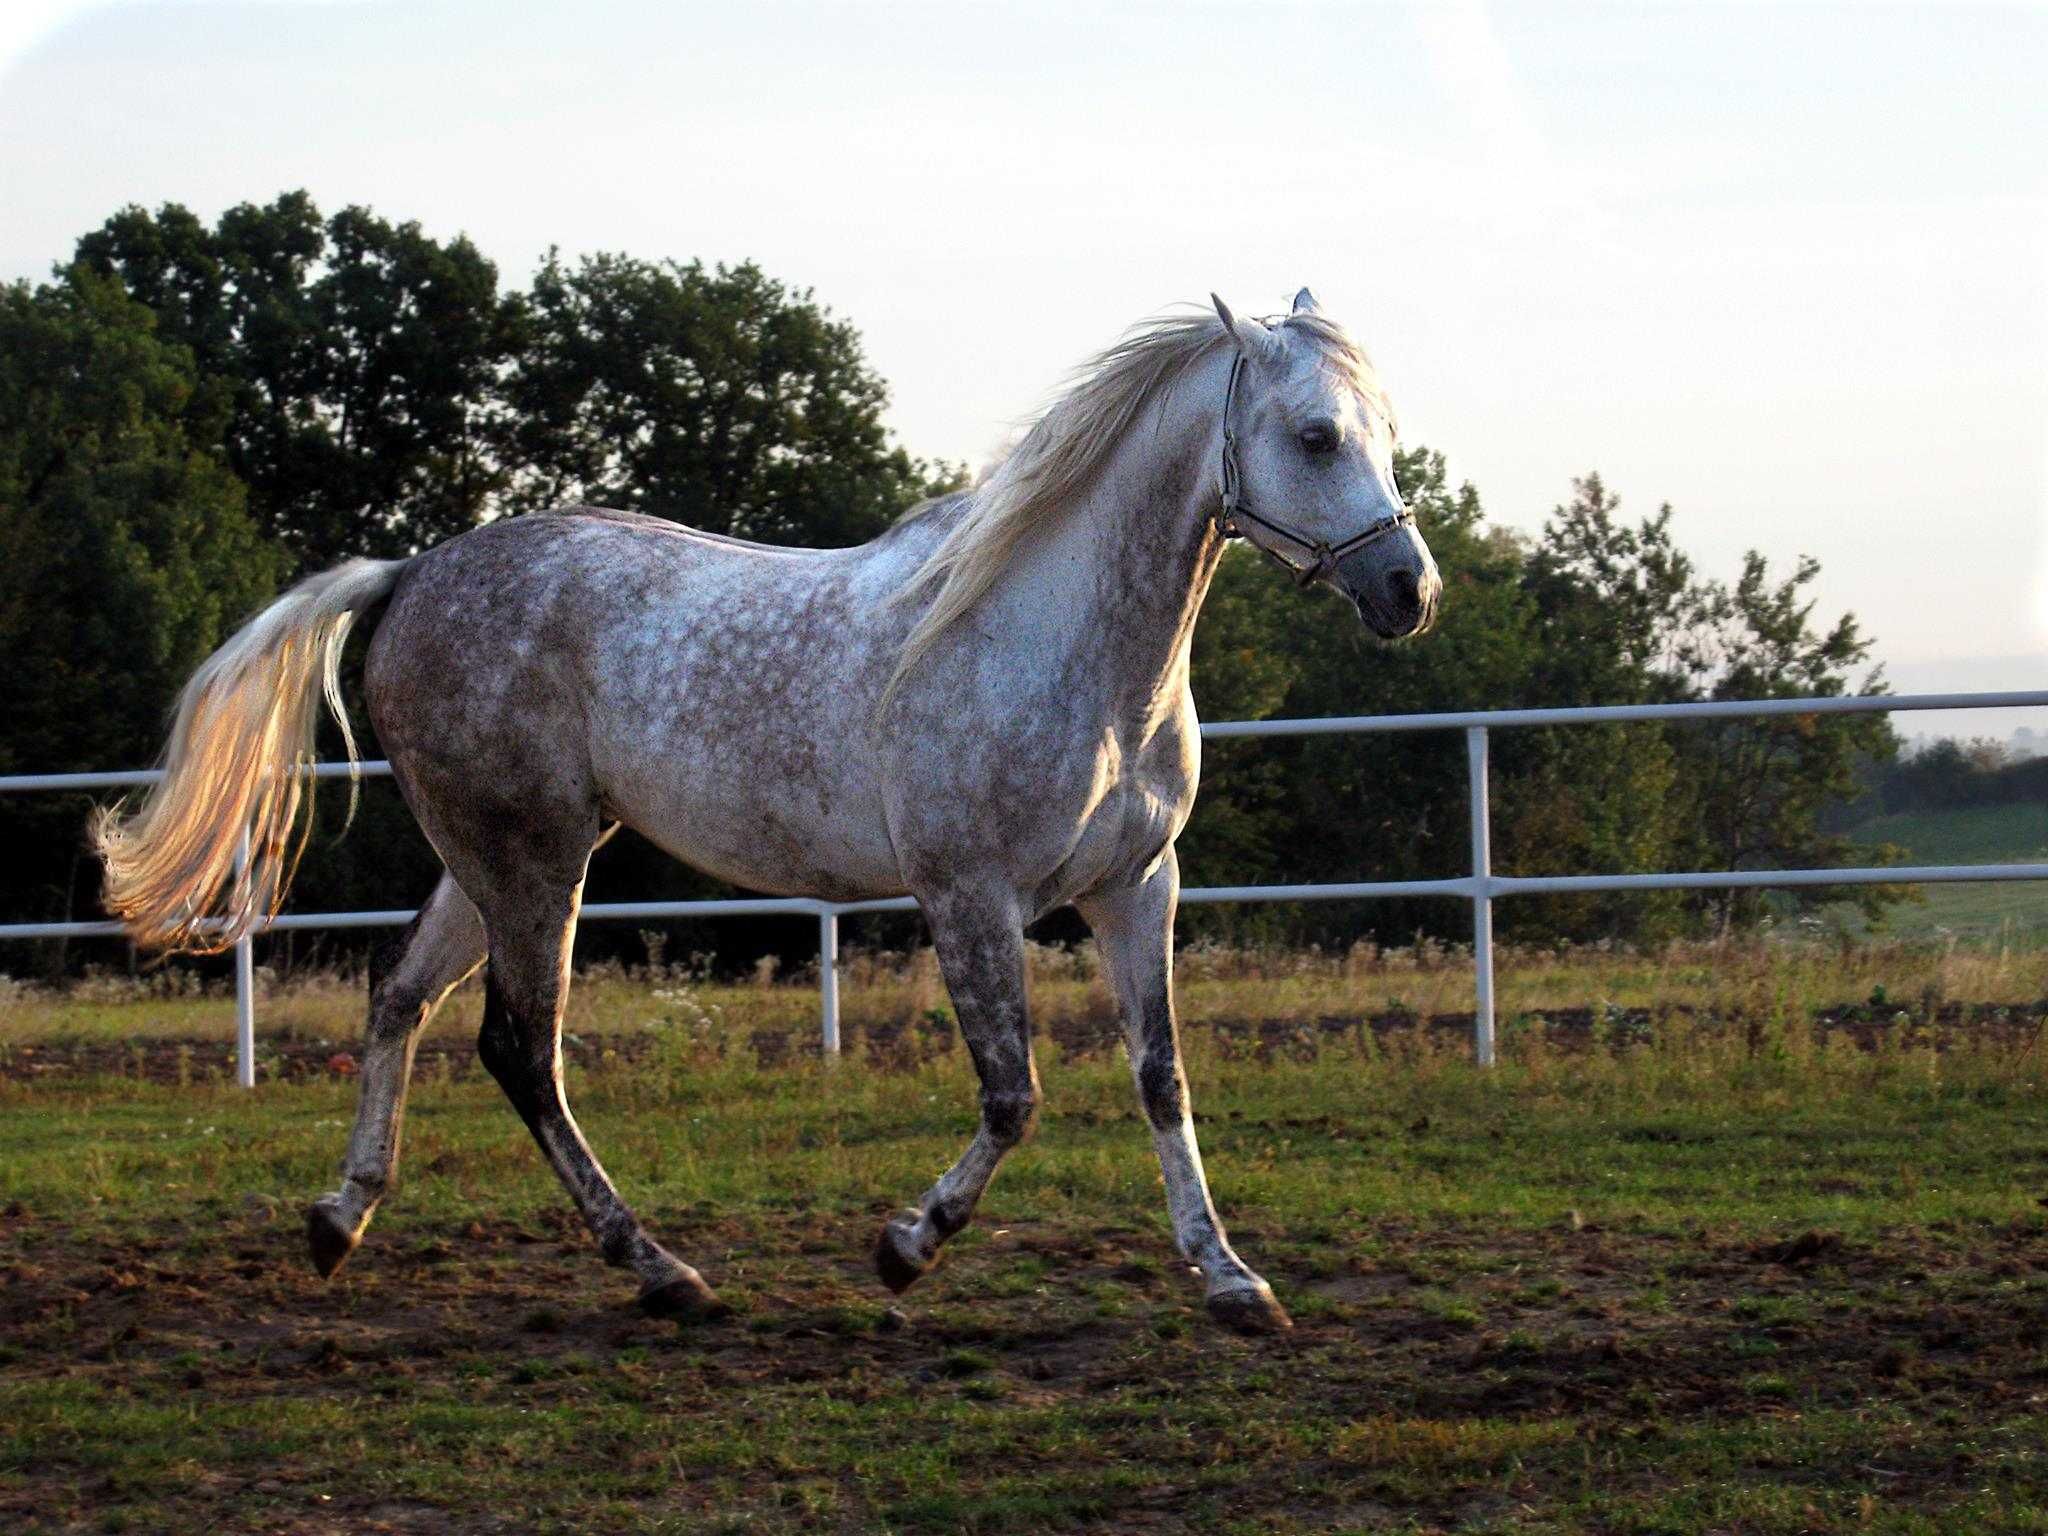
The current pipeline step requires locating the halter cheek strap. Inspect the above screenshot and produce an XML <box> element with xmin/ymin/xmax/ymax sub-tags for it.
<box><xmin>1213</xmin><ymin>349</ymin><xmax>1417</xmax><ymax>588</ymax></box>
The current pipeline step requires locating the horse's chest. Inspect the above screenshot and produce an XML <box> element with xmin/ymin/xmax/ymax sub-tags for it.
<box><xmin>1039</xmin><ymin>729</ymin><xmax>1197</xmax><ymax>908</ymax></box>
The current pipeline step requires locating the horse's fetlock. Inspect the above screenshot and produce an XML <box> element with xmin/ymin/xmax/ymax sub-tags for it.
<box><xmin>345</xmin><ymin>1169</ymin><xmax>388</xmax><ymax>1201</ymax></box>
<box><xmin>927</xmin><ymin>1199</ymin><xmax>971</xmax><ymax>1241</ymax></box>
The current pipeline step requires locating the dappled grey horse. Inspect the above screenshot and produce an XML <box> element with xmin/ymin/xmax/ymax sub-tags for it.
<box><xmin>97</xmin><ymin>290</ymin><xmax>1439</xmax><ymax>1332</ymax></box>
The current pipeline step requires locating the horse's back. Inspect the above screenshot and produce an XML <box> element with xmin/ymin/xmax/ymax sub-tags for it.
<box><xmin>365</xmin><ymin>506</ymin><xmax>917</xmax><ymax>901</ymax></box>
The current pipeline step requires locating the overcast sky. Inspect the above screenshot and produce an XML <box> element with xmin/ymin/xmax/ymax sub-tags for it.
<box><xmin>4</xmin><ymin>0</ymin><xmax>2043</xmax><ymax>736</ymax></box>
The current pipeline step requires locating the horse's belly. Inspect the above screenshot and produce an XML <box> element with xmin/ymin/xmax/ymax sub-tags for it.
<box><xmin>597</xmin><ymin>751</ymin><xmax>906</xmax><ymax>903</ymax></box>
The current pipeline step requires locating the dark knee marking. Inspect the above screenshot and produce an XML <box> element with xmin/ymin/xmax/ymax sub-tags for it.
<box><xmin>1138</xmin><ymin>1050</ymin><xmax>1188</xmax><ymax>1131</ymax></box>
<box><xmin>980</xmin><ymin>1087</ymin><xmax>1041</xmax><ymax>1147</ymax></box>
<box><xmin>364</xmin><ymin>916</ymin><xmax>436</xmax><ymax>1044</ymax></box>
<box><xmin>367</xmin><ymin>985</ymin><xmax>431</xmax><ymax>1046</ymax></box>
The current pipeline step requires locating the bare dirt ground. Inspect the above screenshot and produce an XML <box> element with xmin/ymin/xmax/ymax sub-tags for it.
<box><xmin>6</xmin><ymin>1196</ymin><xmax>2048</xmax><ymax>1533</ymax></box>
<box><xmin>8</xmin><ymin>958</ymin><xmax>2048</xmax><ymax>1531</ymax></box>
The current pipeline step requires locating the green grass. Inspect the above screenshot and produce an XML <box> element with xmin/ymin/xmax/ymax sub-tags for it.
<box><xmin>4</xmin><ymin>972</ymin><xmax>2048</xmax><ymax>1532</ymax></box>
<box><xmin>4</xmin><ymin>1009</ymin><xmax>2043</xmax><ymax>1238</ymax></box>
<box><xmin>1856</xmin><ymin>803</ymin><xmax>2048</xmax><ymax>867</ymax></box>
<box><xmin>1846</xmin><ymin>802</ymin><xmax>2048</xmax><ymax>937</ymax></box>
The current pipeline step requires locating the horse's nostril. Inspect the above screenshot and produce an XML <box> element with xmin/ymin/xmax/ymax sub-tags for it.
<box><xmin>1386</xmin><ymin>569</ymin><xmax>1421</xmax><ymax>609</ymax></box>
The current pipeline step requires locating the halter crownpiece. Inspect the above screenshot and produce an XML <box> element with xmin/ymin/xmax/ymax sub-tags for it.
<box><xmin>1213</xmin><ymin>347</ymin><xmax>1416</xmax><ymax>588</ymax></box>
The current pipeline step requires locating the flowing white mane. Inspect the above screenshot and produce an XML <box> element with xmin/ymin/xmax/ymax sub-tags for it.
<box><xmin>889</xmin><ymin>308</ymin><xmax>1390</xmax><ymax>688</ymax></box>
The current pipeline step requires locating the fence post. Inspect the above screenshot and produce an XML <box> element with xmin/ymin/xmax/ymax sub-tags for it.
<box><xmin>233</xmin><ymin>830</ymin><xmax>256</xmax><ymax>1088</ymax></box>
<box><xmin>818</xmin><ymin>908</ymin><xmax>841</xmax><ymax>1057</ymax></box>
<box><xmin>1466</xmin><ymin>726</ymin><xmax>1496</xmax><ymax>1067</ymax></box>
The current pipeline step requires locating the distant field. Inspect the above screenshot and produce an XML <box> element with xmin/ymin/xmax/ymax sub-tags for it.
<box><xmin>1857</xmin><ymin>803</ymin><xmax>2048</xmax><ymax>866</ymax></box>
<box><xmin>1846</xmin><ymin>803</ymin><xmax>2048</xmax><ymax>937</ymax></box>
<box><xmin>4</xmin><ymin>939</ymin><xmax>2048</xmax><ymax>1533</ymax></box>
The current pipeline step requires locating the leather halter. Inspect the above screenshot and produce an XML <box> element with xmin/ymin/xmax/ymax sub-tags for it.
<box><xmin>1213</xmin><ymin>348</ymin><xmax>1417</xmax><ymax>588</ymax></box>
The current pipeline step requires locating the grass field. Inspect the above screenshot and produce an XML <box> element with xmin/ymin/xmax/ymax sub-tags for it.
<box><xmin>1846</xmin><ymin>802</ymin><xmax>2048</xmax><ymax>938</ymax></box>
<box><xmin>5</xmin><ymin>939</ymin><xmax>2048</xmax><ymax>1533</ymax></box>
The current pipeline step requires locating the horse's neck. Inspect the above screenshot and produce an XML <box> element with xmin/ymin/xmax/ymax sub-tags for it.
<box><xmin>1035</xmin><ymin>372</ymin><xmax>1229</xmax><ymax>729</ymax></box>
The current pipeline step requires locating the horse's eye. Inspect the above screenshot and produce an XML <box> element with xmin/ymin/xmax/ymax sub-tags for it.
<box><xmin>1298</xmin><ymin>419</ymin><xmax>1339</xmax><ymax>456</ymax></box>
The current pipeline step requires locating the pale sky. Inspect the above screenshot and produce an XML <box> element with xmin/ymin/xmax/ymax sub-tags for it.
<box><xmin>4</xmin><ymin>0</ymin><xmax>2044</xmax><ymax>738</ymax></box>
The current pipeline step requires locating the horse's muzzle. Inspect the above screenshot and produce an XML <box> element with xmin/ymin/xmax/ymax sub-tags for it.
<box><xmin>1343</xmin><ymin>560</ymin><xmax>1441</xmax><ymax>639</ymax></box>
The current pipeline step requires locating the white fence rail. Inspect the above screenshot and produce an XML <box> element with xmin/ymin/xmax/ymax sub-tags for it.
<box><xmin>4</xmin><ymin>689</ymin><xmax>2044</xmax><ymax>1084</ymax></box>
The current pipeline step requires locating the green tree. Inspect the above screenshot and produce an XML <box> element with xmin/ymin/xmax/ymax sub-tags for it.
<box><xmin>75</xmin><ymin>193</ymin><xmax>518</xmax><ymax>569</ymax></box>
<box><xmin>1523</xmin><ymin>475</ymin><xmax>1899</xmax><ymax>931</ymax></box>
<box><xmin>1503</xmin><ymin>476</ymin><xmax>1701</xmax><ymax>938</ymax></box>
<box><xmin>1521</xmin><ymin>474</ymin><xmax>1700</xmax><ymax>700</ymax></box>
<box><xmin>1665</xmin><ymin>550</ymin><xmax>1900</xmax><ymax>929</ymax></box>
<box><xmin>500</xmin><ymin>252</ymin><xmax>955</xmax><ymax>544</ymax></box>
<box><xmin>0</xmin><ymin>272</ymin><xmax>278</xmax><ymax>936</ymax></box>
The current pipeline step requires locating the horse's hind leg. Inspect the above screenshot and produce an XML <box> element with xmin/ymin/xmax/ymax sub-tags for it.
<box><xmin>472</xmin><ymin>867</ymin><xmax>726</xmax><ymax>1322</ymax></box>
<box><xmin>875</xmin><ymin>888</ymin><xmax>1041</xmax><ymax>1292</ymax></box>
<box><xmin>1078</xmin><ymin>852</ymin><xmax>1291</xmax><ymax>1333</ymax></box>
<box><xmin>308</xmin><ymin>872</ymin><xmax>486</xmax><ymax>1277</ymax></box>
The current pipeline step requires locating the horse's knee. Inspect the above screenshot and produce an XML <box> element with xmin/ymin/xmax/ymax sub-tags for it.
<box><xmin>980</xmin><ymin>1086</ymin><xmax>1041</xmax><ymax>1148</ymax></box>
<box><xmin>365</xmin><ymin>917</ymin><xmax>450</xmax><ymax>1049</ymax></box>
<box><xmin>365</xmin><ymin>979</ymin><xmax>430</xmax><ymax>1047</ymax></box>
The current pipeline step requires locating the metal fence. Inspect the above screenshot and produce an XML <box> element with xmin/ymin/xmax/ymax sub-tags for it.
<box><xmin>4</xmin><ymin>688</ymin><xmax>2044</xmax><ymax>1084</ymax></box>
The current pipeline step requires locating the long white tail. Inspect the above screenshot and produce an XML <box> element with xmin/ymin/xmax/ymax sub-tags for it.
<box><xmin>93</xmin><ymin>557</ymin><xmax>411</xmax><ymax>954</ymax></box>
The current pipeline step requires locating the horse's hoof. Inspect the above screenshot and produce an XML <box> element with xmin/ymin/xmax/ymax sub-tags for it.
<box><xmin>305</xmin><ymin>1199</ymin><xmax>360</xmax><ymax>1279</ymax></box>
<box><xmin>1207</xmin><ymin>1285</ymin><xmax>1293</xmax><ymax>1335</ymax></box>
<box><xmin>875</xmin><ymin>1219</ymin><xmax>933</xmax><ymax>1295</ymax></box>
<box><xmin>639</xmin><ymin>1272</ymin><xmax>730</xmax><ymax>1323</ymax></box>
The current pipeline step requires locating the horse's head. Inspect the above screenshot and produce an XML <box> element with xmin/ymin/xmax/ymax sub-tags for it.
<box><xmin>1210</xmin><ymin>289</ymin><xmax>1440</xmax><ymax>639</ymax></box>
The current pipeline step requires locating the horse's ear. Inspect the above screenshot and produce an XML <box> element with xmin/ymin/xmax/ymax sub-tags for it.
<box><xmin>1211</xmin><ymin>293</ymin><xmax>1275</xmax><ymax>361</ymax></box>
<box><xmin>1291</xmin><ymin>286</ymin><xmax>1320</xmax><ymax>315</ymax></box>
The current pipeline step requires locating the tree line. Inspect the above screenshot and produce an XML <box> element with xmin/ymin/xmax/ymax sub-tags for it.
<box><xmin>0</xmin><ymin>193</ymin><xmax>1901</xmax><ymax>976</ymax></box>
<box><xmin>1861</xmin><ymin>739</ymin><xmax>2048</xmax><ymax>817</ymax></box>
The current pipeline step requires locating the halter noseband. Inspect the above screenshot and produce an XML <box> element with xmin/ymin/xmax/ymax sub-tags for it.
<box><xmin>1212</xmin><ymin>348</ymin><xmax>1416</xmax><ymax>588</ymax></box>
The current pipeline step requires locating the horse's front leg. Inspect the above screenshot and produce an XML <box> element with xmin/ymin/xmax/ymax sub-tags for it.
<box><xmin>1078</xmin><ymin>850</ymin><xmax>1291</xmax><ymax>1333</ymax></box>
<box><xmin>875</xmin><ymin>889</ymin><xmax>1040</xmax><ymax>1293</ymax></box>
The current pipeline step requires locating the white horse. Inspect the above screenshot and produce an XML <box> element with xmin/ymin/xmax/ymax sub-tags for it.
<box><xmin>96</xmin><ymin>289</ymin><xmax>1439</xmax><ymax>1333</ymax></box>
